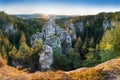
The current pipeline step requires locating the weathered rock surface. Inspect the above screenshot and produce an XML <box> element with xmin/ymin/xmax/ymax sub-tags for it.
<box><xmin>42</xmin><ymin>19</ymin><xmax>56</xmax><ymax>40</ymax></box>
<box><xmin>39</xmin><ymin>45</ymin><xmax>53</xmax><ymax>71</ymax></box>
<box><xmin>0</xmin><ymin>22</ymin><xmax>17</xmax><ymax>33</ymax></box>
<box><xmin>75</xmin><ymin>22</ymin><xmax>83</xmax><ymax>32</ymax></box>
<box><xmin>31</xmin><ymin>19</ymin><xmax>73</xmax><ymax>54</ymax></box>
<box><xmin>31</xmin><ymin>32</ymin><xmax>43</xmax><ymax>45</ymax></box>
<box><xmin>103</xmin><ymin>17</ymin><xmax>114</xmax><ymax>29</ymax></box>
<box><xmin>69</xmin><ymin>23</ymin><xmax>76</xmax><ymax>40</ymax></box>
<box><xmin>60</xmin><ymin>30</ymin><xmax>72</xmax><ymax>54</ymax></box>
<box><xmin>45</xmin><ymin>36</ymin><xmax>61</xmax><ymax>50</ymax></box>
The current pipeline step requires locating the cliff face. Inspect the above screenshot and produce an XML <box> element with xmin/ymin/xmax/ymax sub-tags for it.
<box><xmin>0</xmin><ymin>58</ymin><xmax>120</xmax><ymax>80</ymax></box>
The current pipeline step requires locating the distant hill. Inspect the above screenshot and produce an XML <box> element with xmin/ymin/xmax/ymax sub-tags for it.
<box><xmin>14</xmin><ymin>13</ymin><xmax>71</xmax><ymax>19</ymax></box>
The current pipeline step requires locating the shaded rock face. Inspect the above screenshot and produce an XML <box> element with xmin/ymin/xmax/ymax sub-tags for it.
<box><xmin>103</xmin><ymin>17</ymin><xmax>114</xmax><ymax>29</ymax></box>
<box><xmin>0</xmin><ymin>22</ymin><xmax>17</xmax><ymax>33</ymax></box>
<box><xmin>55</xmin><ymin>26</ymin><xmax>62</xmax><ymax>37</ymax></box>
<box><xmin>30</xmin><ymin>19</ymin><xmax>74</xmax><ymax>71</ymax></box>
<box><xmin>69</xmin><ymin>23</ymin><xmax>76</xmax><ymax>40</ymax></box>
<box><xmin>60</xmin><ymin>30</ymin><xmax>72</xmax><ymax>54</ymax></box>
<box><xmin>31</xmin><ymin>19</ymin><xmax>62</xmax><ymax>51</ymax></box>
<box><xmin>75</xmin><ymin>22</ymin><xmax>83</xmax><ymax>32</ymax></box>
<box><xmin>39</xmin><ymin>45</ymin><xmax>53</xmax><ymax>71</ymax></box>
<box><xmin>45</xmin><ymin>36</ymin><xmax>61</xmax><ymax>50</ymax></box>
<box><xmin>30</xmin><ymin>19</ymin><xmax>75</xmax><ymax>54</ymax></box>
<box><xmin>31</xmin><ymin>32</ymin><xmax>43</xmax><ymax>45</ymax></box>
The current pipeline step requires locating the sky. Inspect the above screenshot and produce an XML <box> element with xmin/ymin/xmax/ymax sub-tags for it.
<box><xmin>0</xmin><ymin>0</ymin><xmax>120</xmax><ymax>15</ymax></box>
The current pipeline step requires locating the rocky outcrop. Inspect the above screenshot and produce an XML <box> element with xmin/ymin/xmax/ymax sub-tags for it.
<box><xmin>31</xmin><ymin>32</ymin><xmax>43</xmax><ymax>45</ymax></box>
<box><xmin>75</xmin><ymin>22</ymin><xmax>83</xmax><ymax>32</ymax></box>
<box><xmin>42</xmin><ymin>19</ymin><xmax>56</xmax><ymax>40</ymax></box>
<box><xmin>31</xmin><ymin>19</ymin><xmax>72</xmax><ymax>54</ymax></box>
<box><xmin>69</xmin><ymin>23</ymin><xmax>76</xmax><ymax>40</ymax></box>
<box><xmin>39</xmin><ymin>45</ymin><xmax>53</xmax><ymax>71</ymax></box>
<box><xmin>31</xmin><ymin>19</ymin><xmax>75</xmax><ymax>70</ymax></box>
<box><xmin>60</xmin><ymin>30</ymin><xmax>72</xmax><ymax>54</ymax></box>
<box><xmin>0</xmin><ymin>22</ymin><xmax>17</xmax><ymax>33</ymax></box>
<box><xmin>103</xmin><ymin>17</ymin><xmax>114</xmax><ymax>29</ymax></box>
<box><xmin>45</xmin><ymin>36</ymin><xmax>61</xmax><ymax>50</ymax></box>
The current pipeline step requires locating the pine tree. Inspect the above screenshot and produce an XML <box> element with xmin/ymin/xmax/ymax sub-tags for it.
<box><xmin>19</xmin><ymin>31</ymin><xmax>26</xmax><ymax>44</ymax></box>
<box><xmin>89</xmin><ymin>37</ymin><xmax>94</xmax><ymax>48</ymax></box>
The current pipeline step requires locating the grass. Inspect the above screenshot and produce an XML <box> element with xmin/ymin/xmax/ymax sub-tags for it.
<box><xmin>0</xmin><ymin>58</ymin><xmax>120</xmax><ymax>80</ymax></box>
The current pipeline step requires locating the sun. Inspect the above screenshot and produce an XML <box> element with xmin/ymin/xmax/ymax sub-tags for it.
<box><xmin>43</xmin><ymin>13</ymin><xmax>49</xmax><ymax>19</ymax></box>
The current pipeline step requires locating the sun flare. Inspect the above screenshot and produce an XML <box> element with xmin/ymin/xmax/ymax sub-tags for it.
<box><xmin>43</xmin><ymin>13</ymin><xmax>49</xmax><ymax>19</ymax></box>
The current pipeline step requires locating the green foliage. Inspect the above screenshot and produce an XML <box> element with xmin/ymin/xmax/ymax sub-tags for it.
<box><xmin>100</xmin><ymin>30</ymin><xmax>114</xmax><ymax>51</ymax></box>
<box><xmin>9</xmin><ymin>46</ymin><xmax>17</xmax><ymax>58</ymax></box>
<box><xmin>19</xmin><ymin>31</ymin><xmax>26</xmax><ymax>44</ymax></box>
<box><xmin>1</xmin><ymin>11</ymin><xmax>120</xmax><ymax>71</ymax></box>
<box><xmin>55</xmin><ymin>18</ymin><xmax>70</xmax><ymax>29</ymax></box>
<box><xmin>52</xmin><ymin>48</ymin><xmax>82</xmax><ymax>70</ymax></box>
<box><xmin>113</xmin><ymin>23</ymin><xmax>120</xmax><ymax>52</ymax></box>
<box><xmin>32</xmin><ymin>39</ymin><xmax>44</xmax><ymax>54</ymax></box>
<box><xmin>52</xmin><ymin>50</ymin><xmax>72</xmax><ymax>71</ymax></box>
<box><xmin>31</xmin><ymin>39</ymin><xmax>44</xmax><ymax>70</ymax></box>
<box><xmin>68</xmin><ymin>49</ymin><xmax>82</xmax><ymax>69</ymax></box>
<box><xmin>89</xmin><ymin>37</ymin><xmax>95</xmax><ymax>48</ymax></box>
<box><xmin>82</xmin><ymin>48</ymin><xmax>101</xmax><ymax>67</ymax></box>
<box><xmin>99</xmin><ymin>23</ymin><xmax>120</xmax><ymax>62</ymax></box>
<box><xmin>100</xmin><ymin>50</ymin><xmax>118</xmax><ymax>62</ymax></box>
<box><xmin>16</xmin><ymin>43</ymin><xmax>32</xmax><ymax>60</ymax></box>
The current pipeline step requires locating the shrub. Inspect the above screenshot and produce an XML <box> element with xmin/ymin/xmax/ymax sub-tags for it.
<box><xmin>100</xmin><ymin>50</ymin><xmax>119</xmax><ymax>62</ymax></box>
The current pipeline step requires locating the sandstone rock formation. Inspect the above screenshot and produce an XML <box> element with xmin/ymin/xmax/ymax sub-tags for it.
<box><xmin>39</xmin><ymin>45</ymin><xmax>53</xmax><ymax>71</ymax></box>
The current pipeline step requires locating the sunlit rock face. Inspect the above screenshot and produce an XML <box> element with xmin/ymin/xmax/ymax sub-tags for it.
<box><xmin>42</xmin><ymin>19</ymin><xmax>56</xmax><ymax>40</ymax></box>
<box><xmin>30</xmin><ymin>32</ymin><xmax>43</xmax><ymax>45</ymax></box>
<box><xmin>55</xmin><ymin>26</ymin><xmax>62</xmax><ymax>37</ymax></box>
<box><xmin>65</xmin><ymin>21</ymin><xmax>77</xmax><ymax>40</ymax></box>
<box><xmin>60</xmin><ymin>30</ymin><xmax>72</xmax><ymax>54</ymax></box>
<box><xmin>69</xmin><ymin>23</ymin><xmax>76</xmax><ymax>40</ymax></box>
<box><xmin>45</xmin><ymin>36</ymin><xmax>61</xmax><ymax>50</ymax></box>
<box><xmin>0</xmin><ymin>22</ymin><xmax>17</xmax><ymax>33</ymax></box>
<box><xmin>39</xmin><ymin>45</ymin><xmax>53</xmax><ymax>71</ymax></box>
<box><xmin>42</xmin><ymin>19</ymin><xmax>62</xmax><ymax>40</ymax></box>
<box><xmin>103</xmin><ymin>17</ymin><xmax>114</xmax><ymax>29</ymax></box>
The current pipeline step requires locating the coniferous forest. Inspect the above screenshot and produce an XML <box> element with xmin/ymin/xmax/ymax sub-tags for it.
<box><xmin>0</xmin><ymin>11</ymin><xmax>120</xmax><ymax>73</ymax></box>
